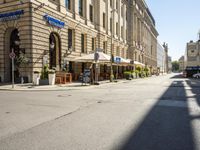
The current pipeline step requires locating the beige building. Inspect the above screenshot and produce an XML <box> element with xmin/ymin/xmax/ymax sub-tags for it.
<box><xmin>0</xmin><ymin>0</ymin><xmax>157</xmax><ymax>83</ymax></box>
<box><xmin>185</xmin><ymin>40</ymin><xmax>200</xmax><ymax>68</ymax></box>
<box><xmin>157</xmin><ymin>41</ymin><xmax>166</xmax><ymax>74</ymax></box>
<box><xmin>127</xmin><ymin>0</ymin><xmax>158</xmax><ymax>73</ymax></box>
<box><xmin>179</xmin><ymin>56</ymin><xmax>184</xmax><ymax>71</ymax></box>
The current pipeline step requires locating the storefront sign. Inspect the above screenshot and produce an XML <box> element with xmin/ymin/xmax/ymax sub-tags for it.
<box><xmin>0</xmin><ymin>10</ymin><xmax>24</xmax><ymax>22</ymax></box>
<box><xmin>115</xmin><ymin>57</ymin><xmax>121</xmax><ymax>63</ymax></box>
<box><xmin>43</xmin><ymin>15</ymin><xmax>65</xmax><ymax>28</ymax></box>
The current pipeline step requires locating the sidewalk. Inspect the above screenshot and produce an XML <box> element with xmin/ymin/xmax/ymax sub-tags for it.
<box><xmin>0</xmin><ymin>80</ymin><xmax>127</xmax><ymax>91</ymax></box>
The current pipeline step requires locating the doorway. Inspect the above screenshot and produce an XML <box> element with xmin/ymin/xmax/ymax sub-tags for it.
<box><xmin>4</xmin><ymin>28</ymin><xmax>20</xmax><ymax>82</ymax></box>
<box><xmin>49</xmin><ymin>32</ymin><xmax>61</xmax><ymax>70</ymax></box>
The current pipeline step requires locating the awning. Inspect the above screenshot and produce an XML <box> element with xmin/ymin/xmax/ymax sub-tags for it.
<box><xmin>74</xmin><ymin>52</ymin><xmax>111</xmax><ymax>63</ymax></box>
<box><xmin>134</xmin><ymin>61</ymin><xmax>145</xmax><ymax>66</ymax></box>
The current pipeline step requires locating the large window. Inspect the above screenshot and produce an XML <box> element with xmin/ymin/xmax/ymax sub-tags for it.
<box><xmin>79</xmin><ymin>0</ymin><xmax>83</xmax><ymax>16</ymax></box>
<box><xmin>103</xmin><ymin>13</ymin><xmax>106</xmax><ymax>28</ymax></box>
<box><xmin>116</xmin><ymin>22</ymin><xmax>118</xmax><ymax>36</ymax></box>
<box><xmin>92</xmin><ymin>38</ymin><xmax>95</xmax><ymax>51</ymax></box>
<box><xmin>89</xmin><ymin>5</ymin><xmax>93</xmax><ymax>22</ymax></box>
<box><xmin>81</xmin><ymin>34</ymin><xmax>85</xmax><ymax>53</ymax></box>
<box><xmin>65</xmin><ymin>0</ymin><xmax>71</xmax><ymax>10</ymax></box>
<box><xmin>110</xmin><ymin>18</ymin><xmax>112</xmax><ymax>32</ymax></box>
<box><xmin>68</xmin><ymin>29</ymin><xmax>74</xmax><ymax>50</ymax></box>
<box><xmin>103</xmin><ymin>41</ymin><xmax>107</xmax><ymax>53</ymax></box>
<box><xmin>121</xmin><ymin>26</ymin><xmax>123</xmax><ymax>39</ymax></box>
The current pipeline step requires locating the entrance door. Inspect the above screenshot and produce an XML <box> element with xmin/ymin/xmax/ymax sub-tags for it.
<box><xmin>10</xmin><ymin>29</ymin><xmax>20</xmax><ymax>81</ymax></box>
<box><xmin>4</xmin><ymin>28</ymin><xmax>20</xmax><ymax>82</ymax></box>
<box><xmin>49</xmin><ymin>33</ymin><xmax>61</xmax><ymax>70</ymax></box>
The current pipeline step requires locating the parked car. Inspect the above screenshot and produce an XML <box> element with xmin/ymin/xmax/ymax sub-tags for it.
<box><xmin>193</xmin><ymin>73</ymin><xmax>200</xmax><ymax>78</ymax></box>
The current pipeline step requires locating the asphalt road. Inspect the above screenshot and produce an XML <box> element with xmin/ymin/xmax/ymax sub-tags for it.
<box><xmin>0</xmin><ymin>73</ymin><xmax>200</xmax><ymax>150</ymax></box>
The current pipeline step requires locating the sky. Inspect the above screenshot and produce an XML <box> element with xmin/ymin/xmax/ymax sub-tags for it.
<box><xmin>145</xmin><ymin>0</ymin><xmax>200</xmax><ymax>61</ymax></box>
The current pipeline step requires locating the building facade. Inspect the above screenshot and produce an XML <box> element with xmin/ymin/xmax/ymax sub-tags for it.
<box><xmin>168</xmin><ymin>56</ymin><xmax>172</xmax><ymax>73</ymax></box>
<box><xmin>0</xmin><ymin>0</ymin><xmax>158</xmax><ymax>83</ymax></box>
<box><xmin>127</xmin><ymin>0</ymin><xmax>158</xmax><ymax>73</ymax></box>
<box><xmin>163</xmin><ymin>42</ymin><xmax>169</xmax><ymax>73</ymax></box>
<box><xmin>185</xmin><ymin>40</ymin><xmax>200</xmax><ymax>68</ymax></box>
<box><xmin>178</xmin><ymin>56</ymin><xmax>184</xmax><ymax>71</ymax></box>
<box><xmin>157</xmin><ymin>41</ymin><xmax>166</xmax><ymax>74</ymax></box>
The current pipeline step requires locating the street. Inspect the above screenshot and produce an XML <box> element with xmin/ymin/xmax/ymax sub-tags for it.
<box><xmin>0</xmin><ymin>74</ymin><xmax>200</xmax><ymax>150</ymax></box>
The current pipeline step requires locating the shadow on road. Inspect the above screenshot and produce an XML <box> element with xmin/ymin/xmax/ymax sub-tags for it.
<box><xmin>117</xmin><ymin>76</ymin><xmax>196</xmax><ymax>150</ymax></box>
<box><xmin>186</xmin><ymin>80</ymin><xmax>200</xmax><ymax>107</ymax></box>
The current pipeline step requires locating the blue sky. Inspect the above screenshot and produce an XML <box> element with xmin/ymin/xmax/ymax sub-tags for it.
<box><xmin>145</xmin><ymin>0</ymin><xmax>200</xmax><ymax>61</ymax></box>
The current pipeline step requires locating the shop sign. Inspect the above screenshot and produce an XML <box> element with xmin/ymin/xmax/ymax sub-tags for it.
<box><xmin>0</xmin><ymin>10</ymin><xmax>24</xmax><ymax>22</ymax></box>
<box><xmin>115</xmin><ymin>57</ymin><xmax>121</xmax><ymax>63</ymax></box>
<box><xmin>43</xmin><ymin>15</ymin><xmax>65</xmax><ymax>28</ymax></box>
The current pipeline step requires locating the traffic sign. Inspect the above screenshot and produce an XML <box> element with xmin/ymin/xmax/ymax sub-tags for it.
<box><xmin>9</xmin><ymin>52</ymin><xmax>15</xmax><ymax>59</ymax></box>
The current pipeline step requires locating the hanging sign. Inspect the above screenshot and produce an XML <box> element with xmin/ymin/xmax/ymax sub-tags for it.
<box><xmin>0</xmin><ymin>10</ymin><xmax>24</xmax><ymax>22</ymax></box>
<box><xmin>43</xmin><ymin>15</ymin><xmax>65</xmax><ymax>28</ymax></box>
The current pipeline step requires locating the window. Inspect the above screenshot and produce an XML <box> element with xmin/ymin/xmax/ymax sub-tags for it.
<box><xmin>122</xmin><ymin>48</ymin><xmax>124</xmax><ymax>58</ymax></box>
<box><xmin>110</xmin><ymin>18</ymin><xmax>112</xmax><ymax>32</ymax></box>
<box><xmin>116</xmin><ymin>0</ymin><xmax>118</xmax><ymax>10</ymax></box>
<box><xmin>116</xmin><ymin>46</ymin><xmax>120</xmax><ymax>56</ymax></box>
<box><xmin>103</xmin><ymin>13</ymin><xmax>106</xmax><ymax>28</ymax></box>
<box><xmin>110</xmin><ymin>0</ymin><xmax>112</xmax><ymax>7</ymax></box>
<box><xmin>121</xmin><ymin>26</ymin><xmax>123</xmax><ymax>38</ymax></box>
<box><xmin>68</xmin><ymin>29</ymin><xmax>74</xmax><ymax>50</ymax></box>
<box><xmin>126</xmin><ymin>10</ymin><xmax>128</xmax><ymax>20</ymax></box>
<box><xmin>89</xmin><ymin>5</ymin><xmax>93</xmax><ymax>22</ymax></box>
<box><xmin>92</xmin><ymin>38</ymin><xmax>95</xmax><ymax>51</ymax></box>
<box><xmin>126</xmin><ymin>29</ymin><xmax>128</xmax><ymax>40</ymax></box>
<box><xmin>103</xmin><ymin>41</ymin><xmax>107</xmax><ymax>53</ymax></box>
<box><xmin>116</xmin><ymin>22</ymin><xmax>118</xmax><ymax>36</ymax></box>
<box><xmin>81</xmin><ymin>34</ymin><xmax>85</xmax><ymax>53</ymax></box>
<box><xmin>65</xmin><ymin>0</ymin><xmax>71</xmax><ymax>10</ymax></box>
<box><xmin>79</xmin><ymin>0</ymin><xmax>83</xmax><ymax>16</ymax></box>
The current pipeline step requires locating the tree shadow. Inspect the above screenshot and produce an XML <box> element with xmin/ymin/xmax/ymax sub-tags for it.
<box><xmin>170</xmin><ymin>73</ymin><xmax>185</xmax><ymax>79</ymax></box>
<box><xmin>116</xmin><ymin>80</ymin><xmax>196</xmax><ymax>150</ymax></box>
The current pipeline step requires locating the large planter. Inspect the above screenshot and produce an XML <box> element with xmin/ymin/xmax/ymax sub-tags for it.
<box><xmin>33</xmin><ymin>73</ymin><xmax>40</xmax><ymax>85</ymax></box>
<box><xmin>39</xmin><ymin>79</ymin><xmax>49</xmax><ymax>85</ymax></box>
<box><xmin>48</xmin><ymin>73</ymin><xmax>55</xmax><ymax>85</ymax></box>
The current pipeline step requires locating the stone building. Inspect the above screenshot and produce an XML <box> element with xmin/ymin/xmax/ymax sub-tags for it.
<box><xmin>163</xmin><ymin>42</ymin><xmax>169</xmax><ymax>73</ymax></box>
<box><xmin>185</xmin><ymin>40</ymin><xmax>200</xmax><ymax>68</ymax></box>
<box><xmin>157</xmin><ymin>41</ymin><xmax>166</xmax><ymax>74</ymax></box>
<box><xmin>127</xmin><ymin>0</ymin><xmax>158</xmax><ymax>73</ymax></box>
<box><xmin>0</xmin><ymin>0</ymin><xmax>157</xmax><ymax>83</ymax></box>
<box><xmin>178</xmin><ymin>56</ymin><xmax>184</xmax><ymax>72</ymax></box>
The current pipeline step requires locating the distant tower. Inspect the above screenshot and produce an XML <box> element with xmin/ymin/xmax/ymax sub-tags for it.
<box><xmin>198</xmin><ymin>29</ymin><xmax>200</xmax><ymax>41</ymax></box>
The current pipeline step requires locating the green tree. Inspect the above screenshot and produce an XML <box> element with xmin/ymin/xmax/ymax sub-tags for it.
<box><xmin>172</xmin><ymin>61</ymin><xmax>179</xmax><ymax>72</ymax></box>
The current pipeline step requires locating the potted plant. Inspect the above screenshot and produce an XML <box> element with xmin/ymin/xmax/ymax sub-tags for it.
<box><xmin>39</xmin><ymin>65</ymin><xmax>49</xmax><ymax>85</ymax></box>
<box><xmin>16</xmin><ymin>52</ymin><xmax>30</xmax><ymax>83</ymax></box>
<box><xmin>135</xmin><ymin>70</ymin><xmax>139</xmax><ymax>78</ymax></box>
<box><xmin>124</xmin><ymin>71</ymin><xmax>132</xmax><ymax>80</ymax></box>
<box><xmin>33</xmin><ymin>71</ymin><xmax>40</xmax><ymax>85</ymax></box>
<box><xmin>48</xmin><ymin>69</ymin><xmax>56</xmax><ymax>85</ymax></box>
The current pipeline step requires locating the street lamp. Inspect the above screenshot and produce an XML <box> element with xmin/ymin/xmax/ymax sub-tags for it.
<box><xmin>110</xmin><ymin>8</ymin><xmax>117</xmax><ymax>82</ymax></box>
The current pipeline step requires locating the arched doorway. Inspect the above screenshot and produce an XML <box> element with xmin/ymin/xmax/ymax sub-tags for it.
<box><xmin>49</xmin><ymin>33</ymin><xmax>61</xmax><ymax>70</ymax></box>
<box><xmin>4</xmin><ymin>28</ymin><xmax>20</xmax><ymax>82</ymax></box>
